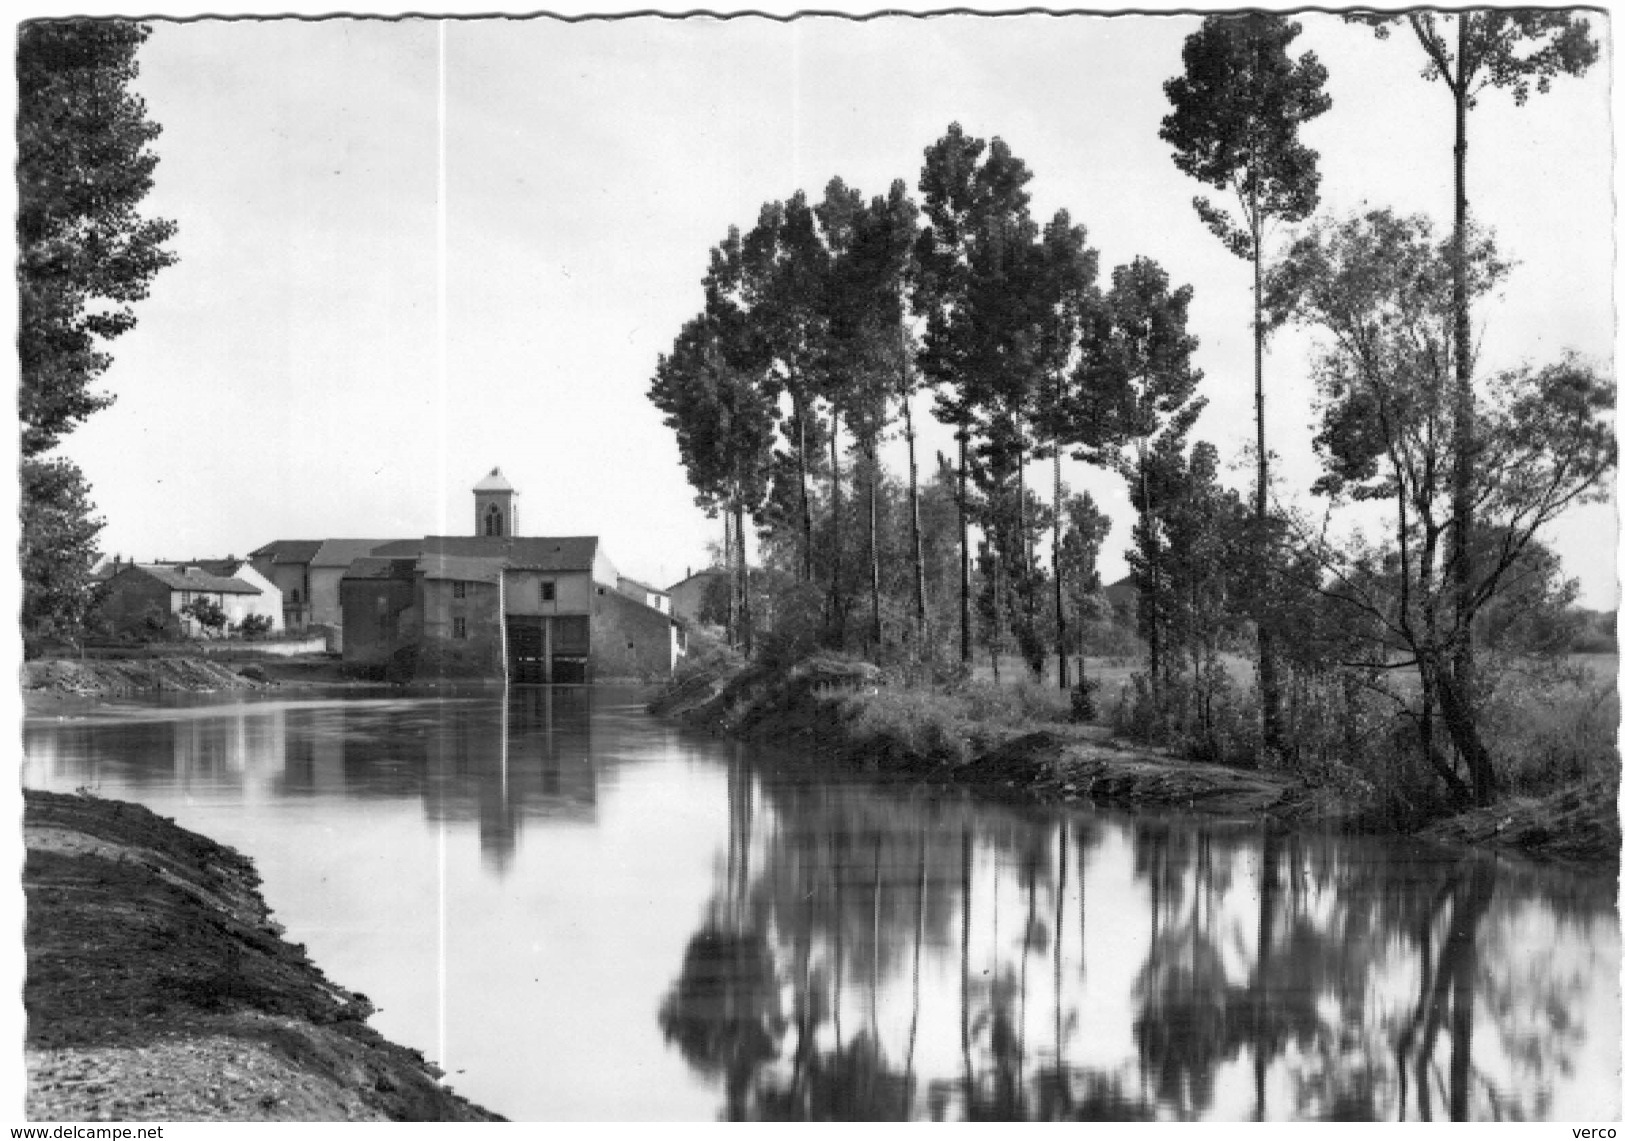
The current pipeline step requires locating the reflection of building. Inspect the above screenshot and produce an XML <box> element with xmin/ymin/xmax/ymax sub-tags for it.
<box><xmin>274</xmin><ymin>691</ymin><xmax>602</xmax><ymax>874</ymax></box>
<box><xmin>254</xmin><ymin>468</ymin><xmax>682</xmax><ymax>680</ymax></box>
<box><xmin>422</xmin><ymin>688</ymin><xmax>599</xmax><ymax>873</ymax></box>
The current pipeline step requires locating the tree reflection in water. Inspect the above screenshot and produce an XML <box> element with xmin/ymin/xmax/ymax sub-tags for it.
<box><xmin>657</xmin><ymin>757</ymin><xmax>1616</xmax><ymax>1122</ymax></box>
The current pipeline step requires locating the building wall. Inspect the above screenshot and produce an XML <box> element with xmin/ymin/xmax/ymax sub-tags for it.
<box><xmin>669</xmin><ymin>572</ymin><xmax>724</xmax><ymax>626</ymax></box>
<box><xmin>503</xmin><ymin>569</ymin><xmax>594</xmax><ymax>616</ymax></box>
<box><xmin>308</xmin><ymin>566</ymin><xmax>350</xmax><ymax>629</ymax></box>
<box><xmin>101</xmin><ymin>573</ymin><xmax>175</xmax><ymax>636</ymax></box>
<box><xmin>228</xmin><ymin>565</ymin><xmax>284</xmax><ymax>632</ymax></box>
<box><xmin>591</xmin><ymin>589</ymin><xmax>678</xmax><ymax>679</ymax></box>
<box><xmin>416</xmin><ymin>578</ymin><xmax>504</xmax><ymax>678</ymax></box>
<box><xmin>340</xmin><ymin>578</ymin><xmax>419</xmax><ymax>671</ymax></box>
<box><xmin>251</xmin><ymin>558</ymin><xmax>310</xmax><ymax>629</ymax></box>
<box><xmin>616</xmin><ymin>578</ymin><xmax>670</xmax><ymax>613</ymax></box>
<box><xmin>592</xmin><ymin>547</ymin><xmax>620</xmax><ymax>589</ymax></box>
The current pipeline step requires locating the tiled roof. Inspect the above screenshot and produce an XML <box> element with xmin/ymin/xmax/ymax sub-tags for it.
<box><xmin>473</xmin><ymin>467</ymin><xmax>516</xmax><ymax>492</ymax></box>
<box><xmin>419</xmin><ymin>554</ymin><xmax>504</xmax><ymax>584</ymax></box>
<box><xmin>618</xmin><ymin>575</ymin><xmax>665</xmax><ymax>596</ymax></box>
<box><xmin>667</xmin><ymin>567</ymin><xmax>727</xmax><ymax>591</ymax></box>
<box><xmin>344</xmin><ymin>557</ymin><xmax>419</xmax><ymax>581</ymax></box>
<box><xmin>249</xmin><ymin>540</ymin><xmax>324</xmax><ymax>564</ymax></box>
<box><xmin>132</xmin><ymin>564</ymin><xmax>261</xmax><ymax>595</ymax></box>
<box><xmin>311</xmin><ymin>539</ymin><xmax>397</xmax><ymax>568</ymax></box>
<box><xmin>185</xmin><ymin>558</ymin><xmax>249</xmax><ymax>578</ymax></box>
<box><xmin>418</xmin><ymin>535</ymin><xmax>598</xmax><ymax>572</ymax></box>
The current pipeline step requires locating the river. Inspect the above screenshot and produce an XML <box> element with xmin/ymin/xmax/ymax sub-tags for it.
<box><xmin>21</xmin><ymin>686</ymin><xmax>1620</xmax><ymax>1121</ymax></box>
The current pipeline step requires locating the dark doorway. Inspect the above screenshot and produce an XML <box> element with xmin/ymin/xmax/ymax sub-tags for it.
<box><xmin>508</xmin><ymin>617</ymin><xmax>547</xmax><ymax>684</ymax></box>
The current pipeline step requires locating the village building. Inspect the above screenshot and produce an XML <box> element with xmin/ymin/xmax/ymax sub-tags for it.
<box><xmin>253</xmin><ymin>469</ymin><xmax>680</xmax><ymax>682</ymax></box>
<box><xmin>667</xmin><ymin>566</ymin><xmax>728</xmax><ymax>627</ymax></box>
<box><xmin>248</xmin><ymin>538</ymin><xmax>394</xmax><ymax>640</ymax></box>
<box><xmin>99</xmin><ymin>559</ymin><xmax>283</xmax><ymax>638</ymax></box>
<box><xmin>616</xmin><ymin>575</ymin><xmax>670</xmax><ymax>614</ymax></box>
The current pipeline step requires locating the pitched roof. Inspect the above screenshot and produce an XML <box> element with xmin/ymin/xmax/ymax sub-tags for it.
<box><xmin>311</xmin><ymin>539</ymin><xmax>396</xmax><ymax>568</ymax></box>
<box><xmin>473</xmin><ymin>467</ymin><xmax>516</xmax><ymax>492</ymax></box>
<box><xmin>130</xmin><ymin>564</ymin><xmax>261</xmax><ymax>595</ymax></box>
<box><xmin>617</xmin><ymin>575</ymin><xmax>665</xmax><ymax>596</ymax></box>
<box><xmin>667</xmin><ymin>567</ymin><xmax>727</xmax><ymax>592</ymax></box>
<box><xmin>419</xmin><ymin>554</ymin><xmax>504</xmax><ymax>584</ymax></box>
<box><xmin>249</xmin><ymin>540</ymin><xmax>324</xmax><ymax>564</ymax></box>
<box><xmin>418</xmin><ymin>535</ymin><xmax>598</xmax><ymax>572</ymax></box>
<box><xmin>344</xmin><ymin>557</ymin><xmax>420</xmax><ymax>581</ymax></box>
<box><xmin>186</xmin><ymin>558</ymin><xmax>250</xmax><ymax>578</ymax></box>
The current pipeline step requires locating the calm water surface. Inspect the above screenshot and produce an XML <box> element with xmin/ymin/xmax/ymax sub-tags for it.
<box><xmin>22</xmin><ymin>688</ymin><xmax>1620</xmax><ymax>1121</ymax></box>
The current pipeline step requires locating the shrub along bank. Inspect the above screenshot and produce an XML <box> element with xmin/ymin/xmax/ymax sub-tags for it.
<box><xmin>652</xmin><ymin>655</ymin><xmax>1619</xmax><ymax>868</ymax></box>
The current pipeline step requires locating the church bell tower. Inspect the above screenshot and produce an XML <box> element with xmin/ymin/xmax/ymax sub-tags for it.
<box><xmin>473</xmin><ymin>467</ymin><xmax>518</xmax><ymax>537</ymax></box>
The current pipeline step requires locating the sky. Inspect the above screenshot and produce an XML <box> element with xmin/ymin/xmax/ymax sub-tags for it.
<box><xmin>31</xmin><ymin>4</ymin><xmax>1619</xmax><ymax>606</ymax></box>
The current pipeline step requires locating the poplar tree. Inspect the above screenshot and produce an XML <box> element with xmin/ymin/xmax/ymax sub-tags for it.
<box><xmin>1161</xmin><ymin>12</ymin><xmax>1330</xmax><ymax>754</ymax></box>
<box><xmin>649</xmin><ymin>313</ymin><xmax>779</xmax><ymax>655</ymax></box>
<box><xmin>1072</xmin><ymin>258</ymin><xmax>1205</xmax><ymax>699</ymax></box>
<box><xmin>1029</xmin><ymin>211</ymin><xmax>1099</xmax><ymax>688</ymax></box>
<box><xmin>19</xmin><ymin>19</ymin><xmax>178</xmax><ymax>648</ymax></box>
<box><xmin>915</xmin><ymin>123</ymin><xmax>1041</xmax><ymax>667</ymax></box>
<box><xmin>1347</xmin><ymin>10</ymin><xmax>1599</xmax><ymax>802</ymax></box>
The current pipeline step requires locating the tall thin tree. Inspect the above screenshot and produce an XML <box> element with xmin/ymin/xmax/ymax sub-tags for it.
<box><xmin>1347</xmin><ymin>10</ymin><xmax>1598</xmax><ymax>802</ymax></box>
<box><xmin>1161</xmin><ymin>12</ymin><xmax>1331</xmax><ymax>754</ymax></box>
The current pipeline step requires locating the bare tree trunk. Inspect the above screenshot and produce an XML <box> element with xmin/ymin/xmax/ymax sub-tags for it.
<box><xmin>959</xmin><ymin>432</ymin><xmax>972</xmax><ymax>666</ymax></box>
<box><xmin>903</xmin><ymin>392</ymin><xmax>929</xmax><ymax>655</ymax></box>
<box><xmin>1054</xmin><ymin>446</ymin><xmax>1067</xmax><ymax>690</ymax></box>
<box><xmin>1448</xmin><ymin>19</ymin><xmax>1486</xmax><ymax>806</ymax></box>
<box><xmin>1252</xmin><ymin>203</ymin><xmax>1284</xmax><ymax>758</ymax></box>
<box><xmin>829</xmin><ymin>410</ymin><xmax>845</xmax><ymax>649</ymax></box>
<box><xmin>1139</xmin><ymin>452</ymin><xmax>1163</xmax><ymax>697</ymax></box>
<box><xmin>723</xmin><ymin>512</ymin><xmax>736</xmax><ymax>647</ymax></box>
<box><xmin>867</xmin><ymin>441</ymin><xmax>882</xmax><ymax>654</ymax></box>
<box><xmin>734</xmin><ymin>501</ymin><xmax>752</xmax><ymax>657</ymax></box>
<box><xmin>795</xmin><ymin>391</ymin><xmax>814</xmax><ymax>583</ymax></box>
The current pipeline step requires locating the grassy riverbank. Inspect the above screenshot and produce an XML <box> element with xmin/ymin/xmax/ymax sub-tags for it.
<box><xmin>23</xmin><ymin>790</ymin><xmax>501</xmax><ymax>1121</ymax></box>
<box><xmin>652</xmin><ymin>655</ymin><xmax>1619</xmax><ymax>868</ymax></box>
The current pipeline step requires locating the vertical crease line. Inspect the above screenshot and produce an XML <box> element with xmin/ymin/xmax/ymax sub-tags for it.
<box><xmin>436</xmin><ymin>16</ymin><xmax>449</xmax><ymax>1078</ymax></box>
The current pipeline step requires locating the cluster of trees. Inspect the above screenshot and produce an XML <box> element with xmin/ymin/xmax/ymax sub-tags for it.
<box><xmin>651</xmin><ymin>11</ymin><xmax>1611</xmax><ymax>807</ymax></box>
<box><xmin>19</xmin><ymin>20</ymin><xmax>177</xmax><ymax>651</ymax></box>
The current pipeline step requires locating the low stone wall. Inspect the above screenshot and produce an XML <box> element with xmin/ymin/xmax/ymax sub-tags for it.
<box><xmin>187</xmin><ymin>637</ymin><xmax>330</xmax><ymax>658</ymax></box>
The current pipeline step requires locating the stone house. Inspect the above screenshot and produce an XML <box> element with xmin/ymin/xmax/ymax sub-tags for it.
<box><xmin>667</xmin><ymin>566</ymin><xmax>728</xmax><ymax>626</ymax></box>
<box><xmin>616</xmin><ymin>575</ymin><xmax>671</xmax><ymax>614</ymax></box>
<box><xmin>100</xmin><ymin>561</ymin><xmax>282</xmax><ymax>638</ymax></box>
<box><xmin>248</xmin><ymin>538</ymin><xmax>395</xmax><ymax>649</ymax></box>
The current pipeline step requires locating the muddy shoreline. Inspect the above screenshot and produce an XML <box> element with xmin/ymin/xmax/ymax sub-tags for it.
<box><xmin>651</xmin><ymin>658</ymin><xmax>1620</xmax><ymax>871</ymax></box>
<box><xmin>22</xmin><ymin>789</ymin><xmax>501</xmax><ymax>1121</ymax></box>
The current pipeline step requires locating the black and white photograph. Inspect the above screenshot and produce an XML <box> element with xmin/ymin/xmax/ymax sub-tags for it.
<box><xmin>15</xmin><ymin>4</ymin><xmax>1620</xmax><ymax>1123</ymax></box>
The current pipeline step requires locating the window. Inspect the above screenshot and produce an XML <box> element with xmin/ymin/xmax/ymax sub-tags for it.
<box><xmin>290</xmin><ymin>589</ymin><xmax>301</xmax><ymax>604</ymax></box>
<box><xmin>484</xmin><ymin>504</ymin><xmax>504</xmax><ymax>537</ymax></box>
<box><xmin>453</xmin><ymin>580</ymin><xmax>467</xmax><ymax>599</ymax></box>
<box><xmin>540</xmin><ymin>581</ymin><xmax>556</xmax><ymax>602</ymax></box>
<box><xmin>453</xmin><ymin>617</ymin><xmax>467</xmax><ymax>640</ymax></box>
